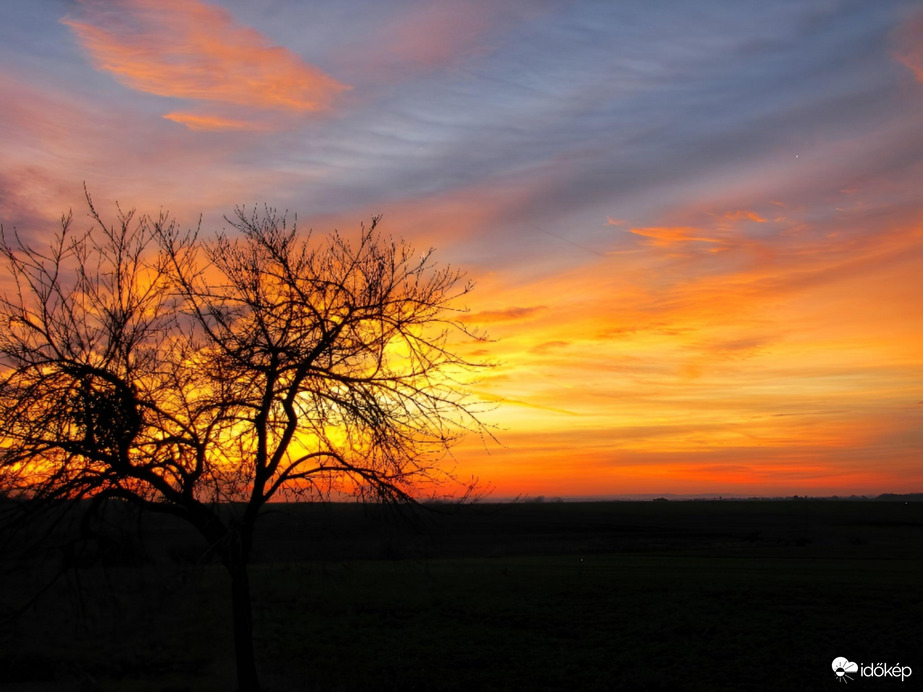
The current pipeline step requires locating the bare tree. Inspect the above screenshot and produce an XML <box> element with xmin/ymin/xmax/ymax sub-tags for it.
<box><xmin>0</xmin><ymin>193</ymin><xmax>488</xmax><ymax>691</ymax></box>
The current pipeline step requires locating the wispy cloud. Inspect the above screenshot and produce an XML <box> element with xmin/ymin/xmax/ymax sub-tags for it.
<box><xmin>530</xmin><ymin>340</ymin><xmax>570</xmax><ymax>355</ymax></box>
<box><xmin>625</xmin><ymin>226</ymin><xmax>723</xmax><ymax>248</ymax></box>
<box><xmin>63</xmin><ymin>0</ymin><xmax>348</xmax><ymax>130</ymax></box>
<box><xmin>721</xmin><ymin>210</ymin><xmax>766</xmax><ymax>223</ymax></box>
<box><xmin>328</xmin><ymin>0</ymin><xmax>538</xmax><ymax>85</ymax></box>
<box><xmin>3</xmin><ymin>0</ymin><xmax>922</xmax><ymax>497</ymax></box>
<box><xmin>380</xmin><ymin>2</ymin><xmax>495</xmax><ymax>70</ymax></box>
<box><xmin>162</xmin><ymin>112</ymin><xmax>269</xmax><ymax>132</ymax></box>
<box><xmin>463</xmin><ymin>305</ymin><xmax>547</xmax><ymax>324</ymax></box>
<box><xmin>894</xmin><ymin>11</ymin><xmax>923</xmax><ymax>82</ymax></box>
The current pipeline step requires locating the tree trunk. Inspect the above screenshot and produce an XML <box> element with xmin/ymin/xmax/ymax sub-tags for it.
<box><xmin>230</xmin><ymin>559</ymin><xmax>259</xmax><ymax>691</ymax></box>
<box><xmin>227</xmin><ymin>527</ymin><xmax>260</xmax><ymax>692</ymax></box>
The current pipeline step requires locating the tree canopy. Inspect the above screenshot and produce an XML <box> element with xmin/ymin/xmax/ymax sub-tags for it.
<box><xmin>0</xmin><ymin>193</ymin><xmax>489</xmax><ymax>690</ymax></box>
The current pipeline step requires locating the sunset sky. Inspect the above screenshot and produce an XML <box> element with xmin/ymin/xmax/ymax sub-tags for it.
<box><xmin>1</xmin><ymin>0</ymin><xmax>922</xmax><ymax>497</ymax></box>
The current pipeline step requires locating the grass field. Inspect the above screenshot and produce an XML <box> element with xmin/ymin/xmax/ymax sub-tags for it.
<box><xmin>1</xmin><ymin>500</ymin><xmax>921</xmax><ymax>690</ymax></box>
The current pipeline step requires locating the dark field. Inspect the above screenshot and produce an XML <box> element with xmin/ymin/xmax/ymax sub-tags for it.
<box><xmin>1</xmin><ymin>500</ymin><xmax>921</xmax><ymax>690</ymax></box>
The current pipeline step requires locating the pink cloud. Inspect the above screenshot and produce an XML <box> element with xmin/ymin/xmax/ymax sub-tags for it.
<box><xmin>0</xmin><ymin>74</ymin><xmax>310</xmax><ymax>233</ymax></box>
<box><xmin>384</xmin><ymin>3</ymin><xmax>494</xmax><ymax>69</ymax></box>
<box><xmin>63</xmin><ymin>0</ymin><xmax>349</xmax><ymax>130</ymax></box>
<box><xmin>329</xmin><ymin>0</ymin><xmax>545</xmax><ymax>85</ymax></box>
<box><xmin>894</xmin><ymin>11</ymin><xmax>923</xmax><ymax>82</ymax></box>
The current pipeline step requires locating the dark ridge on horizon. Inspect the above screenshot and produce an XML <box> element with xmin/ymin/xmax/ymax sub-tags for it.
<box><xmin>468</xmin><ymin>492</ymin><xmax>923</xmax><ymax>503</ymax></box>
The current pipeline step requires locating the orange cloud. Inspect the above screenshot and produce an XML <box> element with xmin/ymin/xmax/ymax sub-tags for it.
<box><xmin>162</xmin><ymin>112</ymin><xmax>268</xmax><ymax>132</ymax></box>
<box><xmin>63</xmin><ymin>0</ymin><xmax>348</xmax><ymax>129</ymax></box>
<box><xmin>442</xmin><ymin>192</ymin><xmax>923</xmax><ymax>497</ymax></box>
<box><xmin>894</xmin><ymin>11</ymin><xmax>923</xmax><ymax>82</ymax></box>
<box><xmin>722</xmin><ymin>209</ymin><xmax>766</xmax><ymax>223</ymax></box>
<box><xmin>626</xmin><ymin>226</ymin><xmax>721</xmax><ymax>247</ymax></box>
<box><xmin>530</xmin><ymin>340</ymin><xmax>570</xmax><ymax>355</ymax></box>
<box><xmin>463</xmin><ymin>305</ymin><xmax>547</xmax><ymax>324</ymax></box>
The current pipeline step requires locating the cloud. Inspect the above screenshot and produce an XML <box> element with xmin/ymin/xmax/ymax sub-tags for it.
<box><xmin>162</xmin><ymin>112</ymin><xmax>268</xmax><ymax>132</ymax></box>
<box><xmin>383</xmin><ymin>2</ymin><xmax>494</xmax><ymax>70</ymax></box>
<box><xmin>63</xmin><ymin>0</ymin><xmax>348</xmax><ymax>130</ymax></box>
<box><xmin>0</xmin><ymin>73</ymin><xmax>313</xmax><ymax>233</ymax></box>
<box><xmin>893</xmin><ymin>11</ymin><xmax>923</xmax><ymax>82</ymax></box>
<box><xmin>595</xmin><ymin>323</ymin><xmax>694</xmax><ymax>340</ymax></box>
<box><xmin>328</xmin><ymin>0</ymin><xmax>539</xmax><ymax>85</ymax></box>
<box><xmin>530</xmin><ymin>340</ymin><xmax>570</xmax><ymax>355</ymax></box>
<box><xmin>626</xmin><ymin>226</ymin><xmax>722</xmax><ymax>248</ymax></box>
<box><xmin>462</xmin><ymin>305</ymin><xmax>547</xmax><ymax>324</ymax></box>
<box><xmin>692</xmin><ymin>335</ymin><xmax>772</xmax><ymax>360</ymax></box>
<box><xmin>722</xmin><ymin>210</ymin><xmax>766</xmax><ymax>223</ymax></box>
<box><xmin>0</xmin><ymin>167</ymin><xmax>72</xmax><ymax>243</ymax></box>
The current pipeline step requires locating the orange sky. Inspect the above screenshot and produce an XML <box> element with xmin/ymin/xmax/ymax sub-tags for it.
<box><xmin>1</xmin><ymin>0</ymin><xmax>922</xmax><ymax>497</ymax></box>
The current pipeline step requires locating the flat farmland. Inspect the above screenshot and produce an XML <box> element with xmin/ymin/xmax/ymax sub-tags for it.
<box><xmin>1</xmin><ymin>500</ymin><xmax>921</xmax><ymax>690</ymax></box>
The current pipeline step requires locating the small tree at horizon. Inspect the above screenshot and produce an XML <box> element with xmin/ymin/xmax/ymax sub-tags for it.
<box><xmin>0</xmin><ymin>192</ymin><xmax>490</xmax><ymax>692</ymax></box>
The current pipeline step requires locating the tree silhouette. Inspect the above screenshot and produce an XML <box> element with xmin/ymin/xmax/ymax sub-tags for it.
<box><xmin>0</xmin><ymin>193</ymin><xmax>488</xmax><ymax>691</ymax></box>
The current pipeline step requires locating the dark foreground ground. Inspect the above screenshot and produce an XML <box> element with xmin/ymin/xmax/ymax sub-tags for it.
<box><xmin>1</xmin><ymin>499</ymin><xmax>921</xmax><ymax>691</ymax></box>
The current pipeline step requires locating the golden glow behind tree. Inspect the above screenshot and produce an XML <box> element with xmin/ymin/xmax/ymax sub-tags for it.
<box><xmin>0</xmin><ymin>192</ymin><xmax>488</xmax><ymax>692</ymax></box>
